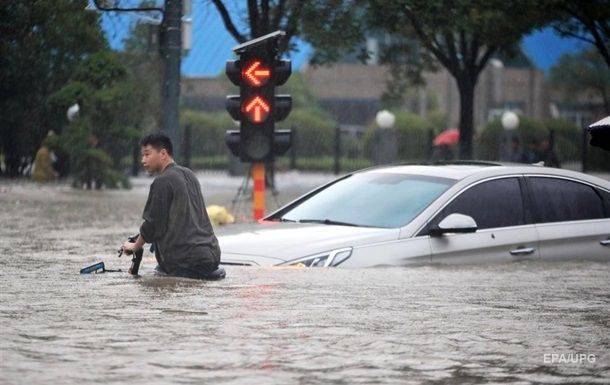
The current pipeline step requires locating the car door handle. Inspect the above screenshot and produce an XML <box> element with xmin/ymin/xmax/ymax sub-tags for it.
<box><xmin>601</xmin><ymin>239</ymin><xmax>610</xmax><ymax>246</ymax></box>
<box><xmin>509</xmin><ymin>247</ymin><xmax>535</xmax><ymax>256</ymax></box>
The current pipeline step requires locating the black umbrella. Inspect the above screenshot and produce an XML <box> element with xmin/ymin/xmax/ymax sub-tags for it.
<box><xmin>588</xmin><ymin>116</ymin><xmax>610</xmax><ymax>151</ymax></box>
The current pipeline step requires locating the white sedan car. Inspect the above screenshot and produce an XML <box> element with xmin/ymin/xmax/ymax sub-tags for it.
<box><xmin>218</xmin><ymin>162</ymin><xmax>610</xmax><ymax>267</ymax></box>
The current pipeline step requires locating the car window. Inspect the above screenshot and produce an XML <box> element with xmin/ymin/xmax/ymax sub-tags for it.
<box><xmin>429</xmin><ymin>177</ymin><xmax>525</xmax><ymax>231</ymax></box>
<box><xmin>280</xmin><ymin>173</ymin><xmax>455</xmax><ymax>228</ymax></box>
<box><xmin>597</xmin><ymin>188</ymin><xmax>610</xmax><ymax>218</ymax></box>
<box><xmin>528</xmin><ymin>177</ymin><xmax>605</xmax><ymax>223</ymax></box>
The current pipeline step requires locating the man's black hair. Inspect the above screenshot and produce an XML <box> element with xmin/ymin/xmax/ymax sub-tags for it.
<box><xmin>140</xmin><ymin>132</ymin><xmax>173</xmax><ymax>156</ymax></box>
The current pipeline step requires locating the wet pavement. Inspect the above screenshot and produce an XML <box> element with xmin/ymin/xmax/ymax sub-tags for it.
<box><xmin>1</xmin><ymin>173</ymin><xmax>609</xmax><ymax>384</ymax></box>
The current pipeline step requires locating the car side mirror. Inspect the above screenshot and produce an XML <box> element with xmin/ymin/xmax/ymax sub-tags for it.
<box><xmin>429</xmin><ymin>213</ymin><xmax>478</xmax><ymax>236</ymax></box>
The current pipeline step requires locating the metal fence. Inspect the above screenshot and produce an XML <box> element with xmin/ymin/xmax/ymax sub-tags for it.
<box><xmin>179</xmin><ymin>123</ymin><xmax>609</xmax><ymax>175</ymax></box>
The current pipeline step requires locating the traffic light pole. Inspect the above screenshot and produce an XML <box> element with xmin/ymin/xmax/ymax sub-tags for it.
<box><xmin>252</xmin><ymin>163</ymin><xmax>266</xmax><ymax>220</ymax></box>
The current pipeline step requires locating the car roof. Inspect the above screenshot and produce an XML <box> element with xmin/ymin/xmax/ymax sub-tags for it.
<box><xmin>357</xmin><ymin>161</ymin><xmax>610</xmax><ymax>188</ymax></box>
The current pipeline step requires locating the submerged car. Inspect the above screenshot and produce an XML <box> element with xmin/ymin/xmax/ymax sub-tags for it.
<box><xmin>218</xmin><ymin>162</ymin><xmax>610</xmax><ymax>267</ymax></box>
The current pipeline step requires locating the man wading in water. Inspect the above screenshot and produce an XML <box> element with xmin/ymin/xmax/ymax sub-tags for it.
<box><xmin>121</xmin><ymin>133</ymin><xmax>224</xmax><ymax>279</ymax></box>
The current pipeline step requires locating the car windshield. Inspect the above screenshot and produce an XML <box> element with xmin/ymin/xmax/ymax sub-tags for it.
<box><xmin>280</xmin><ymin>172</ymin><xmax>455</xmax><ymax>228</ymax></box>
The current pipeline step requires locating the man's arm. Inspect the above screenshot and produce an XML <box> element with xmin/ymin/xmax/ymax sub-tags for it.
<box><xmin>122</xmin><ymin>179</ymin><xmax>172</xmax><ymax>253</ymax></box>
<box><xmin>139</xmin><ymin>179</ymin><xmax>173</xmax><ymax>243</ymax></box>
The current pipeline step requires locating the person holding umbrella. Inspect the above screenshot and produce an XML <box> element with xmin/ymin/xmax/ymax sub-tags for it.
<box><xmin>431</xmin><ymin>128</ymin><xmax>459</xmax><ymax>161</ymax></box>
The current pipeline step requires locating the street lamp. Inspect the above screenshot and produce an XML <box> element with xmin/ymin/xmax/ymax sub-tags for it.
<box><xmin>501</xmin><ymin>110</ymin><xmax>519</xmax><ymax>130</ymax></box>
<box><xmin>500</xmin><ymin>110</ymin><xmax>520</xmax><ymax>162</ymax></box>
<box><xmin>67</xmin><ymin>103</ymin><xmax>80</xmax><ymax>122</ymax></box>
<box><xmin>376</xmin><ymin>109</ymin><xmax>396</xmax><ymax>129</ymax></box>
<box><xmin>374</xmin><ymin>110</ymin><xmax>397</xmax><ymax>165</ymax></box>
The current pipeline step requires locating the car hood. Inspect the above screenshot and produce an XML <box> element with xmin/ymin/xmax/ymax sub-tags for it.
<box><xmin>218</xmin><ymin>222</ymin><xmax>399</xmax><ymax>264</ymax></box>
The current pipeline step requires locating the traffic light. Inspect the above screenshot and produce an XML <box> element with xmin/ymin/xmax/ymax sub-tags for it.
<box><xmin>225</xmin><ymin>31</ymin><xmax>292</xmax><ymax>162</ymax></box>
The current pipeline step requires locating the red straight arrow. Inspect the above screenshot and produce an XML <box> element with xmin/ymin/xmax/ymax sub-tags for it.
<box><xmin>243</xmin><ymin>61</ymin><xmax>270</xmax><ymax>86</ymax></box>
<box><xmin>244</xmin><ymin>96</ymin><xmax>270</xmax><ymax>123</ymax></box>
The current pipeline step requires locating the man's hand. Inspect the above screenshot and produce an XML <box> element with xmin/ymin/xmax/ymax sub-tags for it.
<box><xmin>121</xmin><ymin>234</ymin><xmax>145</xmax><ymax>255</ymax></box>
<box><xmin>122</xmin><ymin>241</ymin><xmax>137</xmax><ymax>255</ymax></box>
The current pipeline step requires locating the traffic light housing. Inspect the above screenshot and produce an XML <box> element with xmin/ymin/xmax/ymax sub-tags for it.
<box><xmin>225</xmin><ymin>31</ymin><xmax>292</xmax><ymax>162</ymax></box>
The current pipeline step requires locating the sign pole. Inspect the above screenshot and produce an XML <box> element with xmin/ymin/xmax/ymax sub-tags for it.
<box><xmin>252</xmin><ymin>162</ymin><xmax>265</xmax><ymax>220</ymax></box>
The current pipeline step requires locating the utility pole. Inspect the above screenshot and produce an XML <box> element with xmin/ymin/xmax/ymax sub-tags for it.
<box><xmin>91</xmin><ymin>0</ymin><xmax>184</xmax><ymax>160</ymax></box>
<box><xmin>159</xmin><ymin>0</ymin><xmax>182</xmax><ymax>159</ymax></box>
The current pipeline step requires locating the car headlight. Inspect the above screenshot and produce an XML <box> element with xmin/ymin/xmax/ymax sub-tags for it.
<box><xmin>282</xmin><ymin>247</ymin><xmax>353</xmax><ymax>267</ymax></box>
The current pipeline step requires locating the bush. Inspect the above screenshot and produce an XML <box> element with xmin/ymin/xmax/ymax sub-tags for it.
<box><xmin>60</xmin><ymin>120</ymin><xmax>129</xmax><ymax>188</ymax></box>
<box><xmin>181</xmin><ymin>110</ymin><xmax>233</xmax><ymax>157</ymax></box>
<box><xmin>277</xmin><ymin>107</ymin><xmax>337</xmax><ymax>157</ymax></box>
<box><xmin>477</xmin><ymin>116</ymin><xmax>609</xmax><ymax>171</ymax></box>
<box><xmin>546</xmin><ymin>118</ymin><xmax>580</xmax><ymax>162</ymax></box>
<box><xmin>477</xmin><ymin>116</ymin><xmax>547</xmax><ymax>161</ymax></box>
<box><xmin>190</xmin><ymin>155</ymin><xmax>230</xmax><ymax>170</ymax></box>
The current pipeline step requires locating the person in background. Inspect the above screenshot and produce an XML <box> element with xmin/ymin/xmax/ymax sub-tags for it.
<box><xmin>538</xmin><ymin>138</ymin><xmax>561</xmax><ymax>168</ymax></box>
<box><xmin>32</xmin><ymin>131</ymin><xmax>58</xmax><ymax>183</ymax></box>
<box><xmin>506</xmin><ymin>136</ymin><xmax>525</xmax><ymax>163</ymax></box>
<box><xmin>523</xmin><ymin>138</ymin><xmax>539</xmax><ymax>164</ymax></box>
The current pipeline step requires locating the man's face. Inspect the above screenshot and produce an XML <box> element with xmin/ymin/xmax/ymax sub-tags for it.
<box><xmin>141</xmin><ymin>145</ymin><xmax>166</xmax><ymax>174</ymax></box>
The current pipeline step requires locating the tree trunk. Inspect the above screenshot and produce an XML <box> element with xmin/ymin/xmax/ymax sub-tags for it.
<box><xmin>457</xmin><ymin>77</ymin><xmax>476</xmax><ymax>159</ymax></box>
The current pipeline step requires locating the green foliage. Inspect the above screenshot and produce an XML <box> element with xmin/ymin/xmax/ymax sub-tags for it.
<box><xmin>61</xmin><ymin>120</ymin><xmax>124</xmax><ymax>189</ymax></box>
<box><xmin>549</xmin><ymin>1</ymin><xmax>610</xmax><ymax>68</ymax></box>
<box><xmin>477</xmin><ymin>116</ymin><xmax>547</xmax><ymax>160</ymax></box>
<box><xmin>427</xmin><ymin>111</ymin><xmax>449</xmax><ymax>132</ymax></box>
<box><xmin>549</xmin><ymin>49</ymin><xmax>610</xmax><ymax>113</ymax></box>
<box><xmin>121</xmin><ymin>19</ymin><xmax>162</xmax><ymax>132</ymax></box>
<box><xmin>280</xmin><ymin>73</ymin><xmax>319</xmax><ymax>109</ymax></box>
<box><xmin>277</xmin><ymin>107</ymin><xmax>338</xmax><ymax>157</ymax></box>
<box><xmin>181</xmin><ymin>110</ymin><xmax>234</xmax><ymax>157</ymax></box>
<box><xmin>546</xmin><ymin>118</ymin><xmax>580</xmax><ymax>161</ymax></box>
<box><xmin>0</xmin><ymin>0</ymin><xmax>107</xmax><ymax>176</ymax></box>
<box><xmin>299</xmin><ymin>1</ymin><xmax>369</xmax><ymax>64</ymax></box>
<box><xmin>363</xmin><ymin>111</ymin><xmax>434</xmax><ymax>160</ymax></box>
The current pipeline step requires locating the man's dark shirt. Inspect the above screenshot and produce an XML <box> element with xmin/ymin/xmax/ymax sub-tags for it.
<box><xmin>140</xmin><ymin>162</ymin><xmax>221</xmax><ymax>276</ymax></box>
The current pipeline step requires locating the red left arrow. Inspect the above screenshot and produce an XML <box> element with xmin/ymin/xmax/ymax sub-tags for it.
<box><xmin>243</xmin><ymin>61</ymin><xmax>271</xmax><ymax>86</ymax></box>
<box><xmin>244</xmin><ymin>96</ymin><xmax>270</xmax><ymax>123</ymax></box>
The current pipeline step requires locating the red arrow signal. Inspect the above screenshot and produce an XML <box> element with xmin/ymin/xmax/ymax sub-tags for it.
<box><xmin>243</xmin><ymin>96</ymin><xmax>270</xmax><ymax>123</ymax></box>
<box><xmin>243</xmin><ymin>61</ymin><xmax>271</xmax><ymax>87</ymax></box>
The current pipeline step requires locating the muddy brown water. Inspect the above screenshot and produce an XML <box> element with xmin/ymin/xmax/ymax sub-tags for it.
<box><xmin>1</xmin><ymin>179</ymin><xmax>609</xmax><ymax>384</ymax></box>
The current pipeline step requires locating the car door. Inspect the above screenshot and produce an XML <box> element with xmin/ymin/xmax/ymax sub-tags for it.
<box><xmin>422</xmin><ymin>176</ymin><xmax>540</xmax><ymax>264</ymax></box>
<box><xmin>525</xmin><ymin>176</ymin><xmax>610</xmax><ymax>262</ymax></box>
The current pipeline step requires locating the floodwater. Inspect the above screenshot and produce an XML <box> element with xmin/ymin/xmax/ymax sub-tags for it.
<box><xmin>1</xmin><ymin>178</ymin><xmax>609</xmax><ymax>384</ymax></box>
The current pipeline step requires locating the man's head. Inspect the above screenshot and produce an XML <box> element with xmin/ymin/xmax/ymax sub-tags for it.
<box><xmin>140</xmin><ymin>133</ymin><xmax>174</xmax><ymax>174</ymax></box>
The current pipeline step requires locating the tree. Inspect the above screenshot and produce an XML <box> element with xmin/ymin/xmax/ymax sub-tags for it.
<box><xmin>122</xmin><ymin>19</ymin><xmax>164</xmax><ymax>159</ymax></box>
<box><xmin>550</xmin><ymin>50</ymin><xmax>610</xmax><ymax>114</ymax></box>
<box><xmin>550</xmin><ymin>1</ymin><xmax>610</xmax><ymax>68</ymax></box>
<box><xmin>368</xmin><ymin>0</ymin><xmax>547</xmax><ymax>158</ymax></box>
<box><xmin>0</xmin><ymin>0</ymin><xmax>106</xmax><ymax>177</ymax></box>
<box><xmin>210</xmin><ymin>0</ymin><xmax>366</xmax><ymax>62</ymax></box>
<box><xmin>49</xmin><ymin>51</ymin><xmax>142</xmax><ymax>188</ymax></box>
